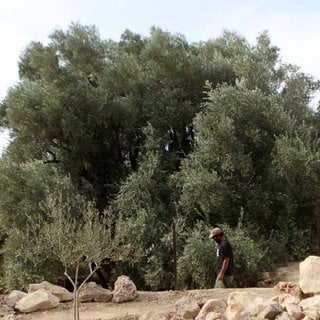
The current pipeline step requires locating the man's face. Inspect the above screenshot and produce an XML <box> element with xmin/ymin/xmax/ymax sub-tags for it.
<box><xmin>213</xmin><ymin>234</ymin><xmax>222</xmax><ymax>244</ymax></box>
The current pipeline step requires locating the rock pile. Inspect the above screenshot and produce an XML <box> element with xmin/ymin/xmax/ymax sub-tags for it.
<box><xmin>155</xmin><ymin>255</ymin><xmax>320</xmax><ymax>320</ymax></box>
<box><xmin>139</xmin><ymin>256</ymin><xmax>320</xmax><ymax>320</ymax></box>
<box><xmin>0</xmin><ymin>275</ymin><xmax>137</xmax><ymax>318</ymax></box>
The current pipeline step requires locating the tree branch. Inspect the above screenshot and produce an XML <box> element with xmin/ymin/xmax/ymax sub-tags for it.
<box><xmin>78</xmin><ymin>263</ymin><xmax>100</xmax><ymax>292</ymax></box>
<box><xmin>64</xmin><ymin>267</ymin><xmax>75</xmax><ymax>287</ymax></box>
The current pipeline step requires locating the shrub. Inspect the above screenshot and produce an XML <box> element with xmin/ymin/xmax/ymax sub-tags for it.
<box><xmin>177</xmin><ymin>221</ymin><xmax>216</xmax><ymax>289</ymax></box>
<box><xmin>0</xmin><ymin>229</ymin><xmax>64</xmax><ymax>291</ymax></box>
<box><xmin>177</xmin><ymin>221</ymin><xmax>268</xmax><ymax>289</ymax></box>
<box><xmin>225</xmin><ymin>224</ymin><xmax>267</xmax><ymax>287</ymax></box>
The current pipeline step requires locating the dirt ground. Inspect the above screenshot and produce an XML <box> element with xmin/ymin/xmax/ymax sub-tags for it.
<box><xmin>18</xmin><ymin>262</ymin><xmax>300</xmax><ymax>320</ymax></box>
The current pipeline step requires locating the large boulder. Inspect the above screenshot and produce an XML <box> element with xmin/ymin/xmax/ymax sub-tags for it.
<box><xmin>29</xmin><ymin>280</ymin><xmax>73</xmax><ymax>301</ymax></box>
<box><xmin>15</xmin><ymin>289</ymin><xmax>59</xmax><ymax>313</ymax></box>
<box><xmin>299</xmin><ymin>255</ymin><xmax>320</xmax><ymax>295</ymax></box>
<box><xmin>78</xmin><ymin>282</ymin><xmax>113</xmax><ymax>302</ymax></box>
<box><xmin>112</xmin><ymin>275</ymin><xmax>137</xmax><ymax>303</ymax></box>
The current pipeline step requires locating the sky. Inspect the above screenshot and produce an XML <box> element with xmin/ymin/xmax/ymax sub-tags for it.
<box><xmin>1</xmin><ymin>0</ymin><xmax>320</xmax><ymax>154</ymax></box>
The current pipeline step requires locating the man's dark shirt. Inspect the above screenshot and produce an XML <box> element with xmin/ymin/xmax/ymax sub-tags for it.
<box><xmin>216</xmin><ymin>239</ymin><xmax>234</xmax><ymax>276</ymax></box>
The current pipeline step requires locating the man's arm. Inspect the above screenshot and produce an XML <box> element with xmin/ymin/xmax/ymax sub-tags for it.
<box><xmin>217</xmin><ymin>257</ymin><xmax>230</xmax><ymax>281</ymax></box>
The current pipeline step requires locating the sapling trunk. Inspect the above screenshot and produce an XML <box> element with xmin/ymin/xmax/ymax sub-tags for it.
<box><xmin>64</xmin><ymin>260</ymin><xmax>100</xmax><ymax>320</ymax></box>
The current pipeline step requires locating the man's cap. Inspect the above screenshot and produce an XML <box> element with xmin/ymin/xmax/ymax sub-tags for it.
<box><xmin>208</xmin><ymin>227</ymin><xmax>223</xmax><ymax>239</ymax></box>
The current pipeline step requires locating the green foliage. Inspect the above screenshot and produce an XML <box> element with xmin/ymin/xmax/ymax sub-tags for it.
<box><xmin>176</xmin><ymin>220</ymin><xmax>267</xmax><ymax>289</ymax></box>
<box><xmin>0</xmin><ymin>229</ymin><xmax>64</xmax><ymax>291</ymax></box>
<box><xmin>1</xmin><ymin>23</ymin><xmax>244</xmax><ymax>208</ymax></box>
<box><xmin>268</xmin><ymin>131</ymin><xmax>320</xmax><ymax>250</ymax></box>
<box><xmin>0</xmin><ymin>159</ymin><xmax>113</xmax><ymax>292</ymax></box>
<box><xmin>0</xmin><ymin>158</ymin><xmax>98</xmax><ymax>283</ymax></box>
<box><xmin>177</xmin><ymin>221</ymin><xmax>216</xmax><ymax>289</ymax></box>
<box><xmin>172</xmin><ymin>79</ymin><xmax>320</xmax><ymax>246</ymax></box>
<box><xmin>1</xmin><ymin>190</ymin><xmax>119</xmax><ymax>320</ymax></box>
<box><xmin>222</xmin><ymin>223</ymin><xmax>267</xmax><ymax>287</ymax></box>
<box><xmin>0</xmin><ymin>159</ymin><xmax>85</xmax><ymax>231</ymax></box>
<box><xmin>35</xmin><ymin>194</ymin><xmax>113</xmax><ymax>269</ymax></box>
<box><xmin>108</xmin><ymin>211</ymin><xmax>175</xmax><ymax>291</ymax></box>
<box><xmin>267</xmin><ymin>220</ymin><xmax>316</xmax><ymax>263</ymax></box>
<box><xmin>108</xmin><ymin>125</ymin><xmax>180</xmax><ymax>290</ymax></box>
<box><xmin>0</xmin><ymin>189</ymin><xmax>113</xmax><ymax>291</ymax></box>
<box><xmin>142</xmin><ymin>248</ymin><xmax>174</xmax><ymax>290</ymax></box>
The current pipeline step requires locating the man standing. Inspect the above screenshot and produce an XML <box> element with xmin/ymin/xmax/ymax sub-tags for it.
<box><xmin>209</xmin><ymin>227</ymin><xmax>234</xmax><ymax>288</ymax></box>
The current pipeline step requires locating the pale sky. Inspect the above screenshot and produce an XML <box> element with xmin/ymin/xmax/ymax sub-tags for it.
<box><xmin>1</xmin><ymin>0</ymin><xmax>320</xmax><ymax>154</ymax></box>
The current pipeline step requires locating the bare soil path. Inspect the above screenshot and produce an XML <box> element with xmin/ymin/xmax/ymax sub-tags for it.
<box><xmin>18</xmin><ymin>261</ymin><xmax>300</xmax><ymax>320</ymax></box>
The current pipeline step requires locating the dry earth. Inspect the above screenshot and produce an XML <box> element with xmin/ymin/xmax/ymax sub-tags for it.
<box><xmin>17</xmin><ymin>262</ymin><xmax>300</xmax><ymax>320</ymax></box>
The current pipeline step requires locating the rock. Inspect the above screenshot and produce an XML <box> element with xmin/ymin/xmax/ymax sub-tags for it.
<box><xmin>299</xmin><ymin>255</ymin><xmax>320</xmax><ymax>295</ymax></box>
<box><xmin>15</xmin><ymin>288</ymin><xmax>59</xmax><ymax>313</ymax></box>
<box><xmin>227</xmin><ymin>291</ymin><xmax>256</xmax><ymax>312</ymax></box>
<box><xmin>175</xmin><ymin>296</ymin><xmax>200</xmax><ymax>319</ymax></box>
<box><xmin>7</xmin><ymin>290</ymin><xmax>27</xmax><ymax>301</ymax></box>
<box><xmin>285</xmin><ymin>302</ymin><xmax>303</xmax><ymax>320</ymax></box>
<box><xmin>299</xmin><ymin>295</ymin><xmax>320</xmax><ymax>310</ymax></box>
<box><xmin>224</xmin><ymin>291</ymin><xmax>256</xmax><ymax>320</ymax></box>
<box><xmin>256</xmin><ymin>302</ymin><xmax>281</xmax><ymax>319</ymax></box>
<box><xmin>273</xmin><ymin>293</ymin><xmax>301</xmax><ymax>307</ymax></box>
<box><xmin>78</xmin><ymin>282</ymin><xmax>113</xmax><ymax>302</ymax></box>
<box><xmin>5</xmin><ymin>290</ymin><xmax>27</xmax><ymax>308</ymax></box>
<box><xmin>112</xmin><ymin>275</ymin><xmax>137</xmax><ymax>303</ymax></box>
<box><xmin>242</xmin><ymin>296</ymin><xmax>271</xmax><ymax>317</ymax></box>
<box><xmin>188</xmin><ymin>291</ymin><xmax>216</xmax><ymax>307</ymax></box>
<box><xmin>195</xmin><ymin>299</ymin><xmax>227</xmax><ymax>320</ymax></box>
<box><xmin>28</xmin><ymin>280</ymin><xmax>73</xmax><ymax>301</ymax></box>
<box><xmin>274</xmin><ymin>281</ymin><xmax>302</xmax><ymax>299</ymax></box>
<box><xmin>257</xmin><ymin>272</ymin><xmax>273</xmax><ymax>287</ymax></box>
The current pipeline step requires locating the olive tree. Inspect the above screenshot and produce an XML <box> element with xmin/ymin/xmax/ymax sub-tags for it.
<box><xmin>8</xmin><ymin>192</ymin><xmax>119</xmax><ymax>320</ymax></box>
